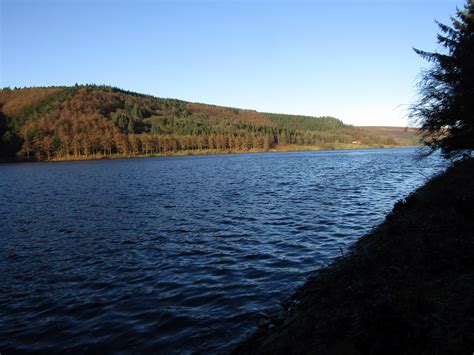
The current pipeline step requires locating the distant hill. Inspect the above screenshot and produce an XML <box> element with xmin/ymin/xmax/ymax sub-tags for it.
<box><xmin>0</xmin><ymin>85</ymin><xmax>421</xmax><ymax>161</ymax></box>
<box><xmin>361</xmin><ymin>126</ymin><xmax>421</xmax><ymax>146</ymax></box>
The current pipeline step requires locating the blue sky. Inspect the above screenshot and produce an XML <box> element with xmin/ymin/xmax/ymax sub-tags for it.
<box><xmin>0</xmin><ymin>0</ymin><xmax>465</xmax><ymax>126</ymax></box>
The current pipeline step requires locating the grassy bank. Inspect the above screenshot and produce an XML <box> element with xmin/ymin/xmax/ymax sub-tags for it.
<box><xmin>234</xmin><ymin>158</ymin><xmax>474</xmax><ymax>354</ymax></box>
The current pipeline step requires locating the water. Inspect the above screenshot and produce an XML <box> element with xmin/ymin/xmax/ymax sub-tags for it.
<box><xmin>0</xmin><ymin>148</ymin><xmax>446</xmax><ymax>353</ymax></box>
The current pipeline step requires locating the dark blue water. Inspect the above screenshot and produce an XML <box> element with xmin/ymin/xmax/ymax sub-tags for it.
<box><xmin>0</xmin><ymin>148</ymin><xmax>446</xmax><ymax>353</ymax></box>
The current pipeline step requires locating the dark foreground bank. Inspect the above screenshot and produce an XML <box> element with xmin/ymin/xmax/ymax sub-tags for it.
<box><xmin>235</xmin><ymin>158</ymin><xmax>474</xmax><ymax>354</ymax></box>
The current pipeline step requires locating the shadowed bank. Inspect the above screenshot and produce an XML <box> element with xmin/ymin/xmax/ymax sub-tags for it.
<box><xmin>235</xmin><ymin>2</ymin><xmax>474</xmax><ymax>350</ymax></box>
<box><xmin>234</xmin><ymin>158</ymin><xmax>474</xmax><ymax>354</ymax></box>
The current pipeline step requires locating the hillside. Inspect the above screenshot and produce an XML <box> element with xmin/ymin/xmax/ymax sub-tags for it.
<box><xmin>234</xmin><ymin>158</ymin><xmax>474</xmax><ymax>354</ymax></box>
<box><xmin>0</xmin><ymin>85</ymin><xmax>420</xmax><ymax>161</ymax></box>
<box><xmin>362</xmin><ymin>126</ymin><xmax>421</xmax><ymax>147</ymax></box>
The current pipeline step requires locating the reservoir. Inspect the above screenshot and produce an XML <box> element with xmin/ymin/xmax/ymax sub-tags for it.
<box><xmin>0</xmin><ymin>148</ymin><xmax>446</xmax><ymax>352</ymax></box>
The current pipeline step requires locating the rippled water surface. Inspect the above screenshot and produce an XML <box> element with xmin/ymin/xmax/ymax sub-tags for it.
<box><xmin>0</xmin><ymin>148</ymin><xmax>446</xmax><ymax>352</ymax></box>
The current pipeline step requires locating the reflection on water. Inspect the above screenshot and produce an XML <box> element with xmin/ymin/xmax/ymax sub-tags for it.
<box><xmin>0</xmin><ymin>148</ymin><xmax>446</xmax><ymax>352</ymax></box>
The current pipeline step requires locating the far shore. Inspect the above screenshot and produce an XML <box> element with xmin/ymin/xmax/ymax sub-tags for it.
<box><xmin>1</xmin><ymin>144</ymin><xmax>420</xmax><ymax>164</ymax></box>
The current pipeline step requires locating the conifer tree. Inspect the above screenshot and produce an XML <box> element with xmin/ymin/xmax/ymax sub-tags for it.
<box><xmin>411</xmin><ymin>0</ymin><xmax>474</xmax><ymax>158</ymax></box>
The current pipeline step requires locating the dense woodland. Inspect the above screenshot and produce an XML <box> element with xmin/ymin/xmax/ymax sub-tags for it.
<box><xmin>0</xmin><ymin>85</ymin><xmax>420</xmax><ymax>161</ymax></box>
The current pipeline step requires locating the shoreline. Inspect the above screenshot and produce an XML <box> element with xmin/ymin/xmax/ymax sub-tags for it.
<box><xmin>234</xmin><ymin>158</ymin><xmax>474</xmax><ymax>354</ymax></box>
<box><xmin>0</xmin><ymin>144</ymin><xmax>419</xmax><ymax>164</ymax></box>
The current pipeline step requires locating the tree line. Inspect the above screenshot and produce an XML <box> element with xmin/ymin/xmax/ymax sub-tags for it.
<box><xmin>21</xmin><ymin>116</ymin><xmax>279</xmax><ymax>160</ymax></box>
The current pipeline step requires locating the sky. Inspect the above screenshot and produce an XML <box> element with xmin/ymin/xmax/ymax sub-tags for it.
<box><xmin>0</xmin><ymin>0</ymin><xmax>466</xmax><ymax>126</ymax></box>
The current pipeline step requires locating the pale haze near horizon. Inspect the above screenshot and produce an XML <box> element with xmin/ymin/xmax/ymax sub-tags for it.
<box><xmin>0</xmin><ymin>0</ymin><xmax>465</xmax><ymax>126</ymax></box>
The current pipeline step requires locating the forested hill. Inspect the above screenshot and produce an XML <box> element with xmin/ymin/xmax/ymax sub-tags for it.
<box><xmin>0</xmin><ymin>85</ymin><xmax>420</xmax><ymax>161</ymax></box>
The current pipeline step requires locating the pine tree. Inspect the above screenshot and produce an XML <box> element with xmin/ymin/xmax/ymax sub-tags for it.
<box><xmin>411</xmin><ymin>0</ymin><xmax>474</xmax><ymax>158</ymax></box>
